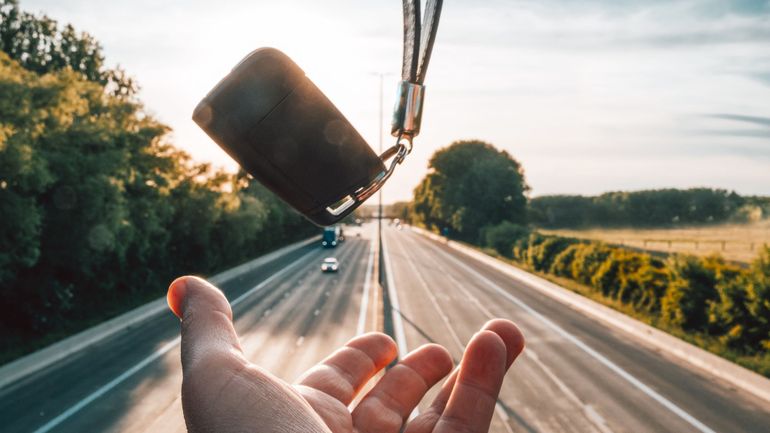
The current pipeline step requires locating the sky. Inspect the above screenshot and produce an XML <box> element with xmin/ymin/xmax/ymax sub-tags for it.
<box><xmin>21</xmin><ymin>0</ymin><xmax>770</xmax><ymax>203</ymax></box>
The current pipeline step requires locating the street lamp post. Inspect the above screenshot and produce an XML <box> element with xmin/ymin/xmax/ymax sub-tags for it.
<box><xmin>372</xmin><ymin>72</ymin><xmax>393</xmax><ymax>243</ymax></box>
<box><xmin>378</xmin><ymin>73</ymin><xmax>384</xmax><ymax>241</ymax></box>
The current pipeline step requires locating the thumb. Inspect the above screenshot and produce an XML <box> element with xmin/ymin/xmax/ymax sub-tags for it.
<box><xmin>167</xmin><ymin>276</ymin><xmax>244</xmax><ymax>372</ymax></box>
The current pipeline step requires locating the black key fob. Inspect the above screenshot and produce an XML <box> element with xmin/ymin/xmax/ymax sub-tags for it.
<box><xmin>193</xmin><ymin>48</ymin><xmax>386</xmax><ymax>226</ymax></box>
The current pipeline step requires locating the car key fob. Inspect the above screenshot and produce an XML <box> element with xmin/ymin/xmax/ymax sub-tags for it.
<box><xmin>193</xmin><ymin>48</ymin><xmax>386</xmax><ymax>226</ymax></box>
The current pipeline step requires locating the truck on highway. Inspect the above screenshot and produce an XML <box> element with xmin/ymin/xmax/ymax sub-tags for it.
<box><xmin>322</xmin><ymin>226</ymin><xmax>342</xmax><ymax>248</ymax></box>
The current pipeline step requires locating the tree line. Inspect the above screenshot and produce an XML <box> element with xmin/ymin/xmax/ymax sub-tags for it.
<box><xmin>529</xmin><ymin>189</ymin><xmax>769</xmax><ymax>228</ymax></box>
<box><xmin>0</xmin><ymin>1</ymin><xmax>314</xmax><ymax>362</ymax></box>
<box><xmin>407</xmin><ymin>139</ymin><xmax>770</xmax><ymax>376</ymax></box>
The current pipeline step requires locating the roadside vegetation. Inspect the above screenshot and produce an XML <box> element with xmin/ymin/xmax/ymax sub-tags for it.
<box><xmin>406</xmin><ymin>140</ymin><xmax>770</xmax><ymax>377</ymax></box>
<box><xmin>0</xmin><ymin>1</ymin><xmax>315</xmax><ymax>364</ymax></box>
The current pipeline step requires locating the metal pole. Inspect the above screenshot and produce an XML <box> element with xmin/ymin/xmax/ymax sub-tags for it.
<box><xmin>378</xmin><ymin>73</ymin><xmax>383</xmax><ymax>242</ymax></box>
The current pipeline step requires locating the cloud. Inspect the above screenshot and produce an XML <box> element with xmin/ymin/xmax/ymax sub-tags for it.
<box><xmin>751</xmin><ymin>72</ymin><xmax>770</xmax><ymax>86</ymax></box>
<box><xmin>707</xmin><ymin>114</ymin><xmax>770</xmax><ymax>127</ymax></box>
<box><xmin>22</xmin><ymin>0</ymin><xmax>770</xmax><ymax>199</ymax></box>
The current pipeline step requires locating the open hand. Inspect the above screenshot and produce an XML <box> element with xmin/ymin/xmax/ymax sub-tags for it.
<box><xmin>167</xmin><ymin>276</ymin><xmax>525</xmax><ymax>433</ymax></box>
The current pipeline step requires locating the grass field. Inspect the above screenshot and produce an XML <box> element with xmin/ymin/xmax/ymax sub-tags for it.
<box><xmin>542</xmin><ymin>220</ymin><xmax>770</xmax><ymax>264</ymax></box>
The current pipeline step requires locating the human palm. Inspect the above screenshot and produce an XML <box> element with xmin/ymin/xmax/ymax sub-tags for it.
<box><xmin>168</xmin><ymin>276</ymin><xmax>525</xmax><ymax>433</ymax></box>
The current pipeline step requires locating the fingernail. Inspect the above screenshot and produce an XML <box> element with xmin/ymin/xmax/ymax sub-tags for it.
<box><xmin>167</xmin><ymin>277</ymin><xmax>189</xmax><ymax>319</ymax></box>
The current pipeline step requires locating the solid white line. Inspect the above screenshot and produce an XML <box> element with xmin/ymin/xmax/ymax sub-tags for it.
<box><xmin>428</xmin><ymin>241</ymin><xmax>718</xmax><ymax>433</ymax></box>
<box><xmin>356</xmin><ymin>229</ymin><xmax>376</xmax><ymax>336</ymax></box>
<box><xmin>32</xmin><ymin>247</ymin><xmax>318</xmax><ymax>433</ymax></box>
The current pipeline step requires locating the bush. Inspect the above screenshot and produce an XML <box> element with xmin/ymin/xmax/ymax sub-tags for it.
<box><xmin>662</xmin><ymin>255</ymin><xmax>722</xmax><ymax>331</ymax></box>
<box><xmin>482</xmin><ymin>221</ymin><xmax>529</xmax><ymax>258</ymax></box>
<box><xmin>570</xmin><ymin>243</ymin><xmax>613</xmax><ymax>285</ymax></box>
<box><xmin>589</xmin><ymin>249</ymin><xmax>669</xmax><ymax>311</ymax></box>
<box><xmin>550</xmin><ymin>244</ymin><xmax>581</xmax><ymax>277</ymax></box>
<box><xmin>418</xmin><ymin>209</ymin><xmax>770</xmax><ymax>375</ymax></box>
<box><xmin>527</xmin><ymin>236</ymin><xmax>581</xmax><ymax>271</ymax></box>
<box><xmin>745</xmin><ymin>247</ymin><xmax>770</xmax><ymax>350</ymax></box>
<box><xmin>513</xmin><ymin>232</ymin><xmax>543</xmax><ymax>262</ymax></box>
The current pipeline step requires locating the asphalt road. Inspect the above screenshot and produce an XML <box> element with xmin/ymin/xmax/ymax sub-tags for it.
<box><xmin>0</xmin><ymin>225</ymin><xmax>375</xmax><ymax>433</ymax></box>
<box><xmin>2</xmin><ymin>223</ymin><xmax>770</xmax><ymax>433</ymax></box>
<box><xmin>383</xmin><ymin>225</ymin><xmax>770</xmax><ymax>433</ymax></box>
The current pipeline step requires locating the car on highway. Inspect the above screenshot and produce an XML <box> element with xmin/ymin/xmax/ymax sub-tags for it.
<box><xmin>321</xmin><ymin>257</ymin><xmax>339</xmax><ymax>272</ymax></box>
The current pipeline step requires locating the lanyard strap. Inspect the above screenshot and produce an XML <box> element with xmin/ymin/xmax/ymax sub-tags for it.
<box><xmin>392</xmin><ymin>0</ymin><xmax>443</xmax><ymax>143</ymax></box>
<box><xmin>401</xmin><ymin>0</ymin><xmax>443</xmax><ymax>85</ymax></box>
<box><xmin>350</xmin><ymin>1</ymin><xmax>443</xmax><ymax>206</ymax></box>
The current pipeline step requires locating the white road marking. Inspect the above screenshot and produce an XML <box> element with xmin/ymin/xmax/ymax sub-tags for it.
<box><xmin>356</xmin><ymin>229</ymin><xmax>376</xmax><ymax>336</ymax></box>
<box><xmin>585</xmin><ymin>405</ymin><xmax>614</xmax><ymax>433</ymax></box>
<box><xmin>32</xmin><ymin>247</ymin><xmax>319</xmax><ymax>433</ymax></box>
<box><xmin>427</xmin><ymin>238</ymin><xmax>718</xmax><ymax>433</ymax></box>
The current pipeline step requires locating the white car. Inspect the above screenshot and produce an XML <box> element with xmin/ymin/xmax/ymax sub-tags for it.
<box><xmin>321</xmin><ymin>257</ymin><xmax>339</xmax><ymax>273</ymax></box>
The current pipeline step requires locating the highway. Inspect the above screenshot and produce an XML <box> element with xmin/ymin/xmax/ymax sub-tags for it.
<box><xmin>0</xmin><ymin>226</ymin><xmax>376</xmax><ymax>433</ymax></box>
<box><xmin>383</xmin><ymin>226</ymin><xmax>770</xmax><ymax>433</ymax></box>
<box><xmin>1</xmin><ymin>223</ymin><xmax>770</xmax><ymax>432</ymax></box>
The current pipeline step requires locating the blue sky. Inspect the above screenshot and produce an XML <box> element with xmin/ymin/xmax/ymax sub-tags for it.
<box><xmin>21</xmin><ymin>0</ymin><xmax>770</xmax><ymax>202</ymax></box>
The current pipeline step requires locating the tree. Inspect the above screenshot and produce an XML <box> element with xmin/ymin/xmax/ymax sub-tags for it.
<box><xmin>529</xmin><ymin>188</ymin><xmax>747</xmax><ymax>228</ymax></box>
<box><xmin>0</xmin><ymin>3</ymin><xmax>315</xmax><ymax>360</ymax></box>
<box><xmin>0</xmin><ymin>52</ymin><xmax>52</xmax><ymax>287</ymax></box>
<box><xmin>412</xmin><ymin>140</ymin><xmax>529</xmax><ymax>242</ymax></box>
<box><xmin>0</xmin><ymin>0</ymin><xmax>137</xmax><ymax>97</ymax></box>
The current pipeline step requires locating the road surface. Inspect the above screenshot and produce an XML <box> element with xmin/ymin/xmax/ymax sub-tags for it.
<box><xmin>1</xmin><ymin>223</ymin><xmax>770</xmax><ymax>432</ymax></box>
<box><xmin>383</xmin><ymin>226</ymin><xmax>770</xmax><ymax>433</ymax></box>
<box><xmin>0</xmin><ymin>225</ymin><xmax>376</xmax><ymax>433</ymax></box>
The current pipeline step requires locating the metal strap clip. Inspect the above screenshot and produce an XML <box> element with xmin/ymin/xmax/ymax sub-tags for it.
<box><xmin>391</xmin><ymin>81</ymin><xmax>425</xmax><ymax>140</ymax></box>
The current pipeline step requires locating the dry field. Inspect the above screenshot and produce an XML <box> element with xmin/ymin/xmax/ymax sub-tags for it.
<box><xmin>542</xmin><ymin>220</ymin><xmax>770</xmax><ymax>264</ymax></box>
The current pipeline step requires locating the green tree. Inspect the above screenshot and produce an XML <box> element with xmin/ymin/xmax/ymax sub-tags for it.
<box><xmin>0</xmin><ymin>4</ymin><xmax>315</xmax><ymax>360</ymax></box>
<box><xmin>0</xmin><ymin>0</ymin><xmax>136</xmax><ymax>97</ymax></box>
<box><xmin>529</xmin><ymin>188</ymin><xmax>746</xmax><ymax>228</ymax></box>
<box><xmin>412</xmin><ymin>140</ymin><xmax>529</xmax><ymax>242</ymax></box>
<box><xmin>0</xmin><ymin>52</ymin><xmax>52</xmax><ymax>287</ymax></box>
